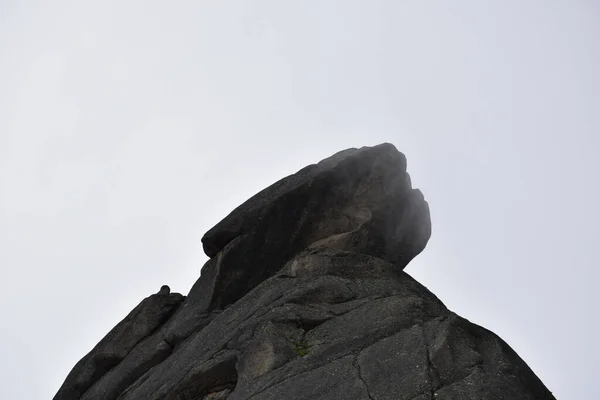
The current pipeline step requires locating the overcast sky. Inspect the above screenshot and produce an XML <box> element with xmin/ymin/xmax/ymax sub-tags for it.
<box><xmin>1</xmin><ymin>1</ymin><xmax>598</xmax><ymax>399</ymax></box>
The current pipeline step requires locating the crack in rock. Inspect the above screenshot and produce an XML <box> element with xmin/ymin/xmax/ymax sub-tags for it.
<box><xmin>354</xmin><ymin>355</ymin><xmax>375</xmax><ymax>400</ymax></box>
<box><xmin>421</xmin><ymin>324</ymin><xmax>442</xmax><ymax>398</ymax></box>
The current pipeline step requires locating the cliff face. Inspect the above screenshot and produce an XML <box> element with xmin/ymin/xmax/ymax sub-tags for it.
<box><xmin>54</xmin><ymin>143</ymin><xmax>555</xmax><ymax>400</ymax></box>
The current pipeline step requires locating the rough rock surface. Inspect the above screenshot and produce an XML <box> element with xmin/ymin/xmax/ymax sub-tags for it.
<box><xmin>55</xmin><ymin>144</ymin><xmax>555</xmax><ymax>400</ymax></box>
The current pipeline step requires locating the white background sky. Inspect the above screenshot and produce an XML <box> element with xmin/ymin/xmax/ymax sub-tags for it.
<box><xmin>1</xmin><ymin>1</ymin><xmax>598</xmax><ymax>399</ymax></box>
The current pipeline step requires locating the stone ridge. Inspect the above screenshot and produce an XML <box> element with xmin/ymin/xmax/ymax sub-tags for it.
<box><xmin>54</xmin><ymin>144</ymin><xmax>555</xmax><ymax>400</ymax></box>
<box><xmin>54</xmin><ymin>288</ymin><xmax>184</xmax><ymax>400</ymax></box>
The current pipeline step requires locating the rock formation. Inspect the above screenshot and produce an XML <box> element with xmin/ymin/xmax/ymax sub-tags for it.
<box><xmin>54</xmin><ymin>143</ymin><xmax>555</xmax><ymax>400</ymax></box>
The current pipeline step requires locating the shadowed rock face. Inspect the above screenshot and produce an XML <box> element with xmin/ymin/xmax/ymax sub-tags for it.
<box><xmin>55</xmin><ymin>144</ymin><xmax>555</xmax><ymax>400</ymax></box>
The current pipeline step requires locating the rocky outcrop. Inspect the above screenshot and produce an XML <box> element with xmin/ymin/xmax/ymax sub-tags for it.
<box><xmin>55</xmin><ymin>143</ymin><xmax>555</xmax><ymax>400</ymax></box>
<box><xmin>200</xmin><ymin>143</ymin><xmax>431</xmax><ymax>311</ymax></box>
<box><xmin>54</xmin><ymin>288</ymin><xmax>184</xmax><ymax>400</ymax></box>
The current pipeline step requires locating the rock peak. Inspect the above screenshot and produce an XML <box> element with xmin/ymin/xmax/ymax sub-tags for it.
<box><xmin>54</xmin><ymin>144</ymin><xmax>555</xmax><ymax>400</ymax></box>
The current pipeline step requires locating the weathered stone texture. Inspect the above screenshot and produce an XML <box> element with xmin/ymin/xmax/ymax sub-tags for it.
<box><xmin>54</xmin><ymin>144</ymin><xmax>554</xmax><ymax>400</ymax></box>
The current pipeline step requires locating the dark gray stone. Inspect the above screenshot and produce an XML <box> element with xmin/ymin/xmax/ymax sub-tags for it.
<box><xmin>80</xmin><ymin>332</ymin><xmax>172</xmax><ymax>400</ymax></box>
<box><xmin>54</xmin><ymin>287</ymin><xmax>183</xmax><ymax>400</ymax></box>
<box><xmin>238</xmin><ymin>355</ymin><xmax>370</xmax><ymax>400</ymax></box>
<box><xmin>54</xmin><ymin>144</ymin><xmax>555</xmax><ymax>400</ymax></box>
<box><xmin>198</xmin><ymin>143</ymin><xmax>431</xmax><ymax>311</ymax></box>
<box><xmin>355</xmin><ymin>323</ymin><xmax>433</xmax><ymax>400</ymax></box>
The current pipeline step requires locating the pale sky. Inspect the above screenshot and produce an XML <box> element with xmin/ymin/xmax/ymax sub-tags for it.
<box><xmin>1</xmin><ymin>1</ymin><xmax>598</xmax><ymax>399</ymax></box>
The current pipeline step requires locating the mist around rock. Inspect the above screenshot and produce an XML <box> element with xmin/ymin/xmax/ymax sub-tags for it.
<box><xmin>54</xmin><ymin>144</ymin><xmax>555</xmax><ymax>400</ymax></box>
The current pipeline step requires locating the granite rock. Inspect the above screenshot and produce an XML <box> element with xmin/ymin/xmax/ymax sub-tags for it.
<box><xmin>54</xmin><ymin>144</ymin><xmax>554</xmax><ymax>400</ymax></box>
